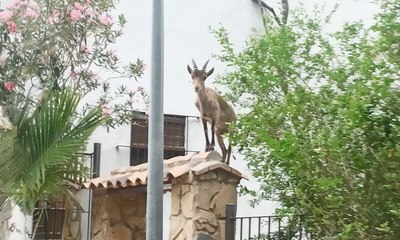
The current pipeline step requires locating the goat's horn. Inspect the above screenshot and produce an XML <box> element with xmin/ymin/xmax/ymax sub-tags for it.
<box><xmin>191</xmin><ymin>59</ymin><xmax>198</xmax><ymax>70</ymax></box>
<box><xmin>202</xmin><ymin>59</ymin><xmax>210</xmax><ymax>71</ymax></box>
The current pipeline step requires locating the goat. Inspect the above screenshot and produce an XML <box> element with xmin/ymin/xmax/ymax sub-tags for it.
<box><xmin>187</xmin><ymin>59</ymin><xmax>236</xmax><ymax>164</ymax></box>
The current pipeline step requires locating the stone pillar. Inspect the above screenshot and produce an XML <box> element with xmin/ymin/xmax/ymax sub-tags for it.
<box><xmin>170</xmin><ymin>169</ymin><xmax>240</xmax><ymax>240</ymax></box>
<box><xmin>91</xmin><ymin>188</ymin><xmax>146</xmax><ymax>240</ymax></box>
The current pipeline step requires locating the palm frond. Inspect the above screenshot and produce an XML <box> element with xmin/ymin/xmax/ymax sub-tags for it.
<box><xmin>0</xmin><ymin>88</ymin><xmax>104</xmax><ymax>214</ymax></box>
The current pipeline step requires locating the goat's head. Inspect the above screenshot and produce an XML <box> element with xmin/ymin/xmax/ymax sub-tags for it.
<box><xmin>187</xmin><ymin>59</ymin><xmax>214</xmax><ymax>93</ymax></box>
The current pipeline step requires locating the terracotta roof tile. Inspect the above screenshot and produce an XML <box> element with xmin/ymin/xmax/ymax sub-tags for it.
<box><xmin>82</xmin><ymin>151</ymin><xmax>247</xmax><ymax>190</ymax></box>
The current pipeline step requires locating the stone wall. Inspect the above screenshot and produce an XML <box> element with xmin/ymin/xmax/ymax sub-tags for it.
<box><xmin>91</xmin><ymin>188</ymin><xmax>146</xmax><ymax>240</ymax></box>
<box><xmin>62</xmin><ymin>200</ymin><xmax>82</xmax><ymax>240</ymax></box>
<box><xmin>170</xmin><ymin>170</ymin><xmax>240</xmax><ymax>240</ymax></box>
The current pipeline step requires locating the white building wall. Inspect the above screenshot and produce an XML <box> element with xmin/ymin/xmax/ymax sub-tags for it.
<box><xmin>0</xmin><ymin>202</ymin><xmax>32</xmax><ymax>240</ymax></box>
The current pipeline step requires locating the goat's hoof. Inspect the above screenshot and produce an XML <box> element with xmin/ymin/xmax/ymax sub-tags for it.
<box><xmin>205</xmin><ymin>146</ymin><xmax>214</xmax><ymax>152</ymax></box>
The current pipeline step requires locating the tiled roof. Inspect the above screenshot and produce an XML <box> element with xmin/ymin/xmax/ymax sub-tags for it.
<box><xmin>82</xmin><ymin>151</ymin><xmax>248</xmax><ymax>190</ymax></box>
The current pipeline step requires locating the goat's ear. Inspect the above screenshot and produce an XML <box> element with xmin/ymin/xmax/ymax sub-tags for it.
<box><xmin>207</xmin><ymin>67</ymin><xmax>214</xmax><ymax>77</ymax></box>
<box><xmin>187</xmin><ymin>65</ymin><xmax>192</xmax><ymax>74</ymax></box>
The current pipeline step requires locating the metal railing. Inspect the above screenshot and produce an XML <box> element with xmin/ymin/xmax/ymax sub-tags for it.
<box><xmin>65</xmin><ymin>143</ymin><xmax>101</xmax><ymax>187</ymax></box>
<box><xmin>225</xmin><ymin>204</ymin><xmax>312</xmax><ymax>240</ymax></box>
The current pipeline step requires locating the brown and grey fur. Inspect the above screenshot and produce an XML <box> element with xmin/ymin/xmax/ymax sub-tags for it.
<box><xmin>187</xmin><ymin>59</ymin><xmax>236</xmax><ymax>164</ymax></box>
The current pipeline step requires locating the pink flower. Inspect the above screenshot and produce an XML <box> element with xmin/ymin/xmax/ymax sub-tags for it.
<box><xmin>107</xmin><ymin>50</ymin><xmax>118</xmax><ymax>62</ymax></box>
<box><xmin>101</xmin><ymin>105</ymin><xmax>112</xmax><ymax>115</ymax></box>
<box><xmin>98</xmin><ymin>13</ymin><xmax>113</xmax><ymax>26</ymax></box>
<box><xmin>128</xmin><ymin>96</ymin><xmax>140</xmax><ymax>104</ymax></box>
<box><xmin>136</xmin><ymin>86</ymin><xmax>144</xmax><ymax>93</ymax></box>
<box><xmin>74</xmin><ymin>2</ymin><xmax>85</xmax><ymax>12</ymax></box>
<box><xmin>6</xmin><ymin>21</ymin><xmax>17</xmax><ymax>32</ymax></box>
<box><xmin>69</xmin><ymin>70</ymin><xmax>78</xmax><ymax>77</ymax></box>
<box><xmin>27</xmin><ymin>1</ymin><xmax>39</xmax><ymax>9</ymax></box>
<box><xmin>0</xmin><ymin>10</ymin><xmax>13</xmax><ymax>23</ymax></box>
<box><xmin>4</xmin><ymin>82</ymin><xmax>14</xmax><ymax>92</ymax></box>
<box><xmin>80</xmin><ymin>42</ymin><xmax>90</xmax><ymax>54</ymax></box>
<box><xmin>70</xmin><ymin>9</ymin><xmax>83</xmax><ymax>21</ymax></box>
<box><xmin>24</xmin><ymin>8</ymin><xmax>38</xmax><ymax>19</ymax></box>
<box><xmin>0</xmin><ymin>53</ymin><xmax>9</xmax><ymax>66</ymax></box>
<box><xmin>85</xmin><ymin>6</ymin><xmax>96</xmax><ymax>17</ymax></box>
<box><xmin>5</xmin><ymin>0</ymin><xmax>21</xmax><ymax>10</ymax></box>
<box><xmin>88</xmin><ymin>70</ymin><xmax>99</xmax><ymax>80</ymax></box>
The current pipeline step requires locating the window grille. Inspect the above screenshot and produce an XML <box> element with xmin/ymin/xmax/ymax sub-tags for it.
<box><xmin>130</xmin><ymin>113</ymin><xmax>186</xmax><ymax>166</ymax></box>
<box><xmin>32</xmin><ymin>199</ymin><xmax>65</xmax><ymax>240</ymax></box>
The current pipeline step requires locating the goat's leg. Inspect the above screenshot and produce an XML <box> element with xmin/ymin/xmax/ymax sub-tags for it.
<box><xmin>226</xmin><ymin>144</ymin><xmax>232</xmax><ymax>165</ymax></box>
<box><xmin>216</xmin><ymin>134</ymin><xmax>227</xmax><ymax>164</ymax></box>
<box><xmin>202</xmin><ymin>118</ymin><xmax>212</xmax><ymax>152</ymax></box>
<box><xmin>209</xmin><ymin>120</ymin><xmax>215</xmax><ymax>151</ymax></box>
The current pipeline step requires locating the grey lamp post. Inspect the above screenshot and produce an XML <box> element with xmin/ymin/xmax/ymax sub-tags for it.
<box><xmin>146</xmin><ymin>0</ymin><xmax>164</xmax><ymax>239</ymax></box>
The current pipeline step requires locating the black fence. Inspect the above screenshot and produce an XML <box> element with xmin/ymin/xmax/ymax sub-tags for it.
<box><xmin>225</xmin><ymin>204</ymin><xmax>312</xmax><ymax>240</ymax></box>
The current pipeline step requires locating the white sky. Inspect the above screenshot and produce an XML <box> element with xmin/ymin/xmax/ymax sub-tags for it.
<box><xmin>286</xmin><ymin>0</ymin><xmax>380</xmax><ymax>28</ymax></box>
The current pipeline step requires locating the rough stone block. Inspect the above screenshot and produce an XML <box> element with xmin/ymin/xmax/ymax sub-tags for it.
<box><xmin>194</xmin><ymin>232</ymin><xmax>215</xmax><ymax>240</ymax></box>
<box><xmin>108</xmin><ymin>202</ymin><xmax>121</xmax><ymax>225</ymax></box>
<box><xmin>183</xmin><ymin>220</ymin><xmax>195</xmax><ymax>239</ymax></box>
<box><xmin>111</xmin><ymin>223</ymin><xmax>132</xmax><ymax>240</ymax></box>
<box><xmin>217</xmin><ymin>219</ymin><xmax>226</xmax><ymax>240</ymax></box>
<box><xmin>135</xmin><ymin>194</ymin><xmax>147</xmax><ymax>217</ymax></box>
<box><xmin>217</xmin><ymin>171</ymin><xmax>229</xmax><ymax>182</ymax></box>
<box><xmin>170</xmin><ymin>215</ymin><xmax>186</xmax><ymax>240</ymax></box>
<box><xmin>198</xmin><ymin>171</ymin><xmax>218</xmax><ymax>180</ymax></box>
<box><xmin>171</xmin><ymin>186</ymin><xmax>181</xmax><ymax>216</ymax></box>
<box><xmin>181</xmin><ymin>184</ymin><xmax>191</xmax><ymax>195</ymax></box>
<box><xmin>194</xmin><ymin>209</ymin><xmax>218</xmax><ymax>233</ymax></box>
<box><xmin>215</xmin><ymin>183</ymin><xmax>237</xmax><ymax>218</ymax></box>
<box><xmin>126</xmin><ymin>216</ymin><xmax>145</xmax><ymax>230</ymax></box>
<box><xmin>121</xmin><ymin>199</ymin><xmax>138</xmax><ymax>218</ymax></box>
<box><xmin>194</xmin><ymin>181</ymin><xmax>221</xmax><ymax>211</ymax></box>
<box><xmin>181</xmin><ymin>189</ymin><xmax>195</xmax><ymax>218</ymax></box>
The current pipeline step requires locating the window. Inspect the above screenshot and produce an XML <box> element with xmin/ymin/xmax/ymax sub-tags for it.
<box><xmin>130</xmin><ymin>113</ymin><xmax>186</xmax><ymax>166</ymax></box>
<box><xmin>32</xmin><ymin>199</ymin><xmax>65</xmax><ymax>240</ymax></box>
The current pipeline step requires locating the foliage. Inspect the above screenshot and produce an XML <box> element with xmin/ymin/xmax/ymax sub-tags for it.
<box><xmin>0</xmin><ymin>0</ymin><xmax>146</xmax><ymax>133</ymax></box>
<box><xmin>0</xmin><ymin>88</ymin><xmax>105</xmax><ymax>214</ymax></box>
<box><xmin>214</xmin><ymin>0</ymin><xmax>400</xmax><ymax>239</ymax></box>
<box><xmin>0</xmin><ymin>1</ymin><xmax>144</xmax><ymax>233</ymax></box>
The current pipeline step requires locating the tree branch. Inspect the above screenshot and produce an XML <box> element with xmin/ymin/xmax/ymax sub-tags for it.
<box><xmin>281</xmin><ymin>0</ymin><xmax>289</xmax><ymax>25</ymax></box>
<box><xmin>252</xmin><ymin>0</ymin><xmax>282</xmax><ymax>26</ymax></box>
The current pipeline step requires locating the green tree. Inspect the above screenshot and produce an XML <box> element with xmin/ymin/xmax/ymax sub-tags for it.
<box><xmin>0</xmin><ymin>0</ymin><xmax>146</xmax><ymax>132</ymax></box>
<box><xmin>214</xmin><ymin>0</ymin><xmax>400</xmax><ymax>239</ymax></box>
<box><xmin>0</xmin><ymin>0</ymin><xmax>144</xmax><ymax>238</ymax></box>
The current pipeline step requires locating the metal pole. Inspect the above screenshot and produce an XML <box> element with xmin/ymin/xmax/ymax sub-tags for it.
<box><xmin>93</xmin><ymin>143</ymin><xmax>101</xmax><ymax>178</ymax></box>
<box><xmin>146</xmin><ymin>0</ymin><xmax>164</xmax><ymax>238</ymax></box>
<box><xmin>87</xmin><ymin>143</ymin><xmax>99</xmax><ymax>240</ymax></box>
<box><xmin>225</xmin><ymin>204</ymin><xmax>237</xmax><ymax>240</ymax></box>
